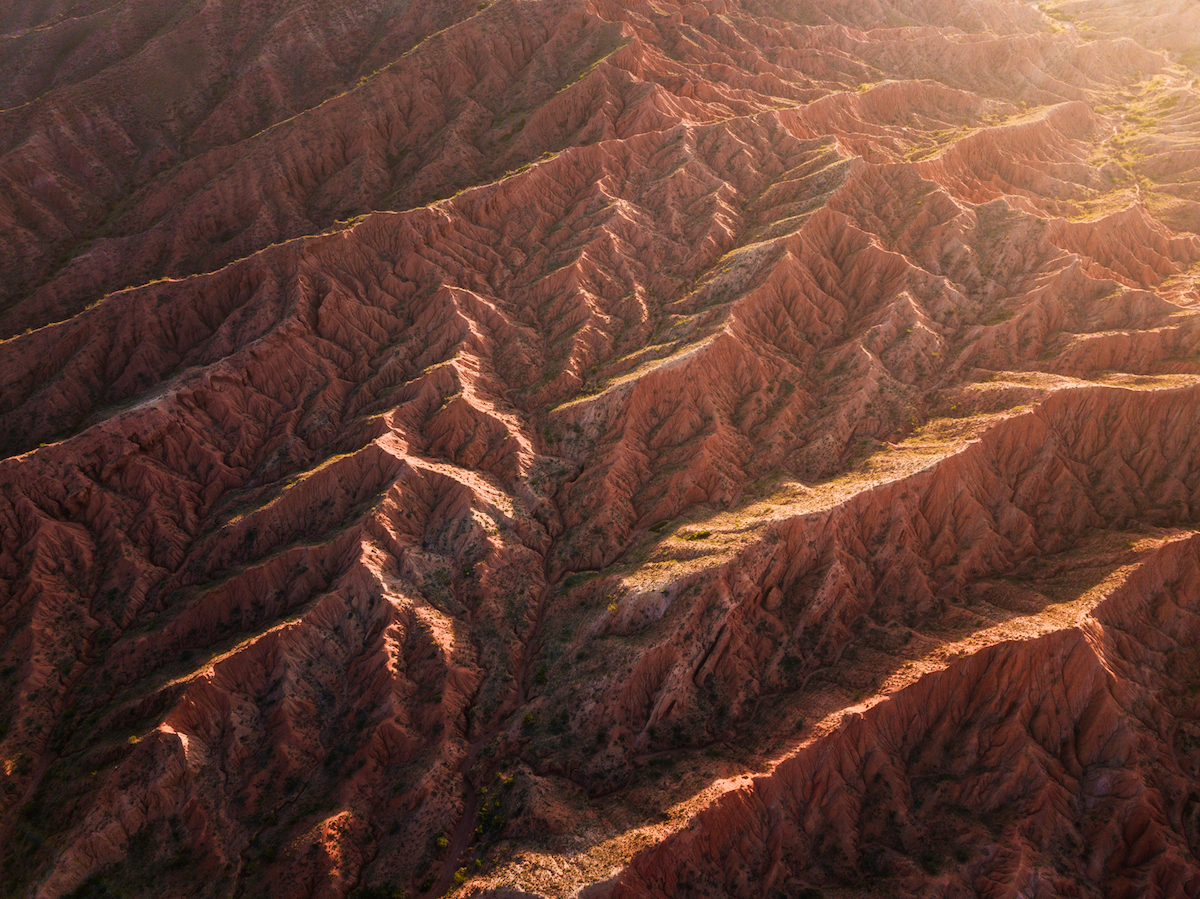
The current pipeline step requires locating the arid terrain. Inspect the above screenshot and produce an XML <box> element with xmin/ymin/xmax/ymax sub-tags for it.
<box><xmin>4</xmin><ymin>0</ymin><xmax>1200</xmax><ymax>896</ymax></box>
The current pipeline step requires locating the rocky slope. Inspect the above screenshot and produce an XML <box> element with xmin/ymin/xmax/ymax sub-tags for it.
<box><xmin>4</xmin><ymin>0</ymin><xmax>1200</xmax><ymax>897</ymax></box>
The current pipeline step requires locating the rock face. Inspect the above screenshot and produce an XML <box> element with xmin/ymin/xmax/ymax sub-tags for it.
<box><xmin>4</xmin><ymin>0</ymin><xmax>1200</xmax><ymax>897</ymax></box>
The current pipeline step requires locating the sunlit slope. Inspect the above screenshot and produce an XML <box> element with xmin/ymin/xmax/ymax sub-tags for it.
<box><xmin>3</xmin><ymin>1</ymin><xmax>1200</xmax><ymax>898</ymax></box>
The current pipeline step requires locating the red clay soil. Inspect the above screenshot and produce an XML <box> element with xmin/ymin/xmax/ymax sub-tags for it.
<box><xmin>4</xmin><ymin>0</ymin><xmax>1200</xmax><ymax>897</ymax></box>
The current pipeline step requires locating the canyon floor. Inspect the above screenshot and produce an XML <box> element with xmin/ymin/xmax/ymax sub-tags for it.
<box><xmin>5</xmin><ymin>0</ymin><xmax>1200</xmax><ymax>897</ymax></box>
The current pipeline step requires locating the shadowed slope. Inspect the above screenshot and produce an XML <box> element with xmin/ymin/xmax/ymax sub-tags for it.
<box><xmin>5</xmin><ymin>1</ymin><xmax>1200</xmax><ymax>898</ymax></box>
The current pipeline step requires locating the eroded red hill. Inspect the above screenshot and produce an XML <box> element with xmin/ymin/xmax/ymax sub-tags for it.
<box><xmin>4</xmin><ymin>0</ymin><xmax>1200</xmax><ymax>897</ymax></box>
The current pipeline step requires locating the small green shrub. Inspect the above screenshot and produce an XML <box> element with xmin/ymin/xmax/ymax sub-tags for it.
<box><xmin>919</xmin><ymin>848</ymin><xmax>941</xmax><ymax>874</ymax></box>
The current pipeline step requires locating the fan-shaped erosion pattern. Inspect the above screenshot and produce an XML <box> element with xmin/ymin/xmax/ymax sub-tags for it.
<box><xmin>4</xmin><ymin>0</ymin><xmax>1200</xmax><ymax>897</ymax></box>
